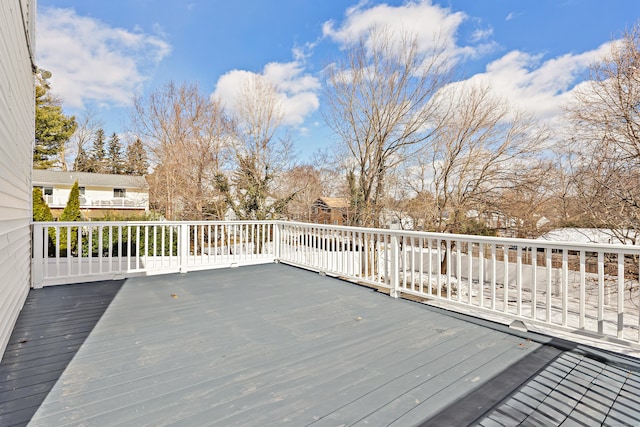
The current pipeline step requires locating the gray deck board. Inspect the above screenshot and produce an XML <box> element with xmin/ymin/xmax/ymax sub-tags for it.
<box><xmin>1</xmin><ymin>263</ymin><xmax>639</xmax><ymax>426</ymax></box>
<box><xmin>0</xmin><ymin>281</ymin><xmax>123</xmax><ymax>427</ymax></box>
<box><xmin>26</xmin><ymin>264</ymin><xmax>543</xmax><ymax>426</ymax></box>
<box><xmin>475</xmin><ymin>348</ymin><xmax>640</xmax><ymax>427</ymax></box>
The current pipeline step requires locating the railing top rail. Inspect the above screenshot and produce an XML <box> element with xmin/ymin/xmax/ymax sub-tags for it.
<box><xmin>32</xmin><ymin>220</ymin><xmax>278</xmax><ymax>227</ymax></box>
<box><xmin>31</xmin><ymin>220</ymin><xmax>640</xmax><ymax>253</ymax></box>
<box><xmin>277</xmin><ymin>220</ymin><xmax>640</xmax><ymax>253</ymax></box>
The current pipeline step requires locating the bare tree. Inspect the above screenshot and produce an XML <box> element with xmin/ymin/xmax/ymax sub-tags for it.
<box><xmin>274</xmin><ymin>165</ymin><xmax>324</xmax><ymax>222</ymax></box>
<box><xmin>422</xmin><ymin>83</ymin><xmax>547</xmax><ymax>234</ymax></box>
<box><xmin>543</xmin><ymin>157</ymin><xmax>587</xmax><ymax>227</ymax></box>
<box><xmin>69</xmin><ymin>107</ymin><xmax>102</xmax><ymax>171</ymax></box>
<box><xmin>215</xmin><ymin>75</ymin><xmax>298</xmax><ymax>220</ymax></box>
<box><xmin>564</xmin><ymin>23</ymin><xmax>640</xmax><ymax>243</ymax></box>
<box><xmin>310</xmin><ymin>148</ymin><xmax>349</xmax><ymax>200</ymax></box>
<box><xmin>493</xmin><ymin>160</ymin><xmax>557</xmax><ymax>238</ymax></box>
<box><xmin>388</xmin><ymin>155</ymin><xmax>440</xmax><ymax>231</ymax></box>
<box><xmin>323</xmin><ymin>27</ymin><xmax>451</xmax><ymax>227</ymax></box>
<box><xmin>132</xmin><ymin>81</ymin><xmax>231</xmax><ymax>220</ymax></box>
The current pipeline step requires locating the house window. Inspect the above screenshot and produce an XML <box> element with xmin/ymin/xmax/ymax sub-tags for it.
<box><xmin>114</xmin><ymin>188</ymin><xmax>126</xmax><ymax>198</ymax></box>
<box><xmin>43</xmin><ymin>187</ymin><xmax>53</xmax><ymax>196</ymax></box>
<box><xmin>79</xmin><ymin>186</ymin><xmax>85</xmax><ymax>195</ymax></box>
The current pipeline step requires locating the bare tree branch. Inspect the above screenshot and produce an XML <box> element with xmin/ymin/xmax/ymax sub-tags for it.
<box><xmin>323</xmin><ymin>27</ymin><xmax>452</xmax><ymax>227</ymax></box>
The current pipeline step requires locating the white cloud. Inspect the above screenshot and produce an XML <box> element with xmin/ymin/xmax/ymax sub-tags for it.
<box><xmin>453</xmin><ymin>42</ymin><xmax>613</xmax><ymax>123</ymax></box>
<box><xmin>322</xmin><ymin>0</ymin><xmax>492</xmax><ymax>62</ymax></box>
<box><xmin>470</xmin><ymin>27</ymin><xmax>493</xmax><ymax>43</ymax></box>
<box><xmin>212</xmin><ymin>61</ymin><xmax>320</xmax><ymax>126</ymax></box>
<box><xmin>320</xmin><ymin>0</ymin><xmax>614</xmax><ymax>129</ymax></box>
<box><xmin>505</xmin><ymin>12</ymin><xmax>520</xmax><ymax>21</ymax></box>
<box><xmin>37</xmin><ymin>8</ymin><xmax>171</xmax><ymax>109</ymax></box>
<box><xmin>292</xmin><ymin>40</ymin><xmax>320</xmax><ymax>62</ymax></box>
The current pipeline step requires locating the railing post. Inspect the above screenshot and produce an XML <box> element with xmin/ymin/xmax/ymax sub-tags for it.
<box><xmin>273</xmin><ymin>221</ymin><xmax>281</xmax><ymax>261</ymax></box>
<box><xmin>390</xmin><ymin>233</ymin><xmax>400</xmax><ymax>298</ymax></box>
<box><xmin>179</xmin><ymin>223</ymin><xmax>189</xmax><ymax>273</ymax></box>
<box><xmin>617</xmin><ymin>252</ymin><xmax>625</xmax><ymax>339</ymax></box>
<box><xmin>31</xmin><ymin>223</ymin><xmax>44</xmax><ymax>288</ymax></box>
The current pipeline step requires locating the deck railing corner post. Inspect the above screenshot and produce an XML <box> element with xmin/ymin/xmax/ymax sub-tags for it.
<box><xmin>31</xmin><ymin>222</ymin><xmax>44</xmax><ymax>288</ymax></box>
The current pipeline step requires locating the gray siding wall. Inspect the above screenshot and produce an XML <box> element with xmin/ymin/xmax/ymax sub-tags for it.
<box><xmin>0</xmin><ymin>0</ymin><xmax>36</xmax><ymax>359</ymax></box>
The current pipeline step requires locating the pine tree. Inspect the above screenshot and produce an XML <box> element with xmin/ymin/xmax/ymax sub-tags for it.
<box><xmin>74</xmin><ymin>146</ymin><xmax>91</xmax><ymax>172</ymax></box>
<box><xmin>32</xmin><ymin>187</ymin><xmax>54</xmax><ymax>222</ymax></box>
<box><xmin>124</xmin><ymin>138</ymin><xmax>149</xmax><ymax>175</ymax></box>
<box><xmin>34</xmin><ymin>85</ymin><xmax>77</xmax><ymax>169</ymax></box>
<box><xmin>107</xmin><ymin>132</ymin><xmax>124</xmax><ymax>174</ymax></box>
<box><xmin>60</xmin><ymin>181</ymin><xmax>83</xmax><ymax>222</ymax></box>
<box><xmin>59</xmin><ymin>181</ymin><xmax>83</xmax><ymax>255</ymax></box>
<box><xmin>33</xmin><ymin>187</ymin><xmax>57</xmax><ymax>255</ymax></box>
<box><xmin>90</xmin><ymin>128</ymin><xmax>107</xmax><ymax>173</ymax></box>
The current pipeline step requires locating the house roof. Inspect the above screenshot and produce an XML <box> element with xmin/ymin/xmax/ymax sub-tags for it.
<box><xmin>32</xmin><ymin>169</ymin><xmax>148</xmax><ymax>189</ymax></box>
<box><xmin>2</xmin><ymin>264</ymin><xmax>638</xmax><ymax>426</ymax></box>
<box><xmin>316</xmin><ymin>197</ymin><xmax>350</xmax><ymax>209</ymax></box>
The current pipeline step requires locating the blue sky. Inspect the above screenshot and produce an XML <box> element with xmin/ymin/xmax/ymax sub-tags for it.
<box><xmin>37</xmin><ymin>0</ymin><xmax>640</xmax><ymax>161</ymax></box>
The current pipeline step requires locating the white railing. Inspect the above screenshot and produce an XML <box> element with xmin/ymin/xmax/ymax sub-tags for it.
<box><xmin>43</xmin><ymin>195</ymin><xmax>148</xmax><ymax>209</ymax></box>
<box><xmin>89</xmin><ymin>197</ymin><xmax>148</xmax><ymax>208</ymax></box>
<box><xmin>32</xmin><ymin>221</ymin><xmax>276</xmax><ymax>286</ymax></box>
<box><xmin>32</xmin><ymin>220</ymin><xmax>640</xmax><ymax>347</ymax></box>
<box><xmin>277</xmin><ymin>222</ymin><xmax>640</xmax><ymax>348</ymax></box>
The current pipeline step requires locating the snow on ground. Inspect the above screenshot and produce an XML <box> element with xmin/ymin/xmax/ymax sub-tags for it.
<box><xmin>397</xmin><ymin>270</ymin><xmax>640</xmax><ymax>356</ymax></box>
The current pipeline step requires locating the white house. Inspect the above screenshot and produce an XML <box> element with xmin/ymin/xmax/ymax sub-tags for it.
<box><xmin>380</xmin><ymin>208</ymin><xmax>414</xmax><ymax>230</ymax></box>
<box><xmin>33</xmin><ymin>169</ymin><xmax>149</xmax><ymax>219</ymax></box>
<box><xmin>0</xmin><ymin>0</ymin><xmax>36</xmax><ymax>357</ymax></box>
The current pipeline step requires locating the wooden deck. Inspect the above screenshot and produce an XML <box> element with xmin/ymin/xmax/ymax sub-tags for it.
<box><xmin>1</xmin><ymin>264</ymin><xmax>639</xmax><ymax>426</ymax></box>
<box><xmin>0</xmin><ymin>280</ymin><xmax>124</xmax><ymax>426</ymax></box>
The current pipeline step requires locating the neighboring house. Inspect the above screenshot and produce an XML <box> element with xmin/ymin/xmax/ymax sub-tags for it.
<box><xmin>467</xmin><ymin>210</ymin><xmax>551</xmax><ymax>238</ymax></box>
<box><xmin>536</xmin><ymin>216</ymin><xmax>551</xmax><ymax>229</ymax></box>
<box><xmin>380</xmin><ymin>208</ymin><xmax>414</xmax><ymax>230</ymax></box>
<box><xmin>311</xmin><ymin>197</ymin><xmax>350</xmax><ymax>225</ymax></box>
<box><xmin>0</xmin><ymin>0</ymin><xmax>36</xmax><ymax>358</ymax></box>
<box><xmin>33</xmin><ymin>170</ymin><xmax>149</xmax><ymax>219</ymax></box>
<box><xmin>467</xmin><ymin>210</ymin><xmax>520</xmax><ymax>237</ymax></box>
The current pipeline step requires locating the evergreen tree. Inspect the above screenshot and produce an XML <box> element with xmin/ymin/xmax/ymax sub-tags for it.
<box><xmin>34</xmin><ymin>85</ymin><xmax>77</xmax><ymax>169</ymax></box>
<box><xmin>32</xmin><ymin>187</ymin><xmax>53</xmax><ymax>222</ymax></box>
<box><xmin>107</xmin><ymin>132</ymin><xmax>124</xmax><ymax>174</ymax></box>
<box><xmin>215</xmin><ymin>154</ymin><xmax>296</xmax><ymax>221</ymax></box>
<box><xmin>33</xmin><ymin>187</ymin><xmax>57</xmax><ymax>255</ymax></box>
<box><xmin>59</xmin><ymin>181</ymin><xmax>83</xmax><ymax>255</ymax></box>
<box><xmin>90</xmin><ymin>128</ymin><xmax>107</xmax><ymax>173</ymax></box>
<box><xmin>74</xmin><ymin>146</ymin><xmax>91</xmax><ymax>172</ymax></box>
<box><xmin>60</xmin><ymin>181</ymin><xmax>83</xmax><ymax>222</ymax></box>
<box><xmin>124</xmin><ymin>138</ymin><xmax>149</xmax><ymax>175</ymax></box>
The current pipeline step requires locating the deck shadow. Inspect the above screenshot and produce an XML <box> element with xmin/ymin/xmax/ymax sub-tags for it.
<box><xmin>0</xmin><ymin>280</ymin><xmax>124</xmax><ymax>427</ymax></box>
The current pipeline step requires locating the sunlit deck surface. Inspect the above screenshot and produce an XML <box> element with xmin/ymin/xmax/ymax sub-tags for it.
<box><xmin>1</xmin><ymin>264</ymin><xmax>640</xmax><ymax>426</ymax></box>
